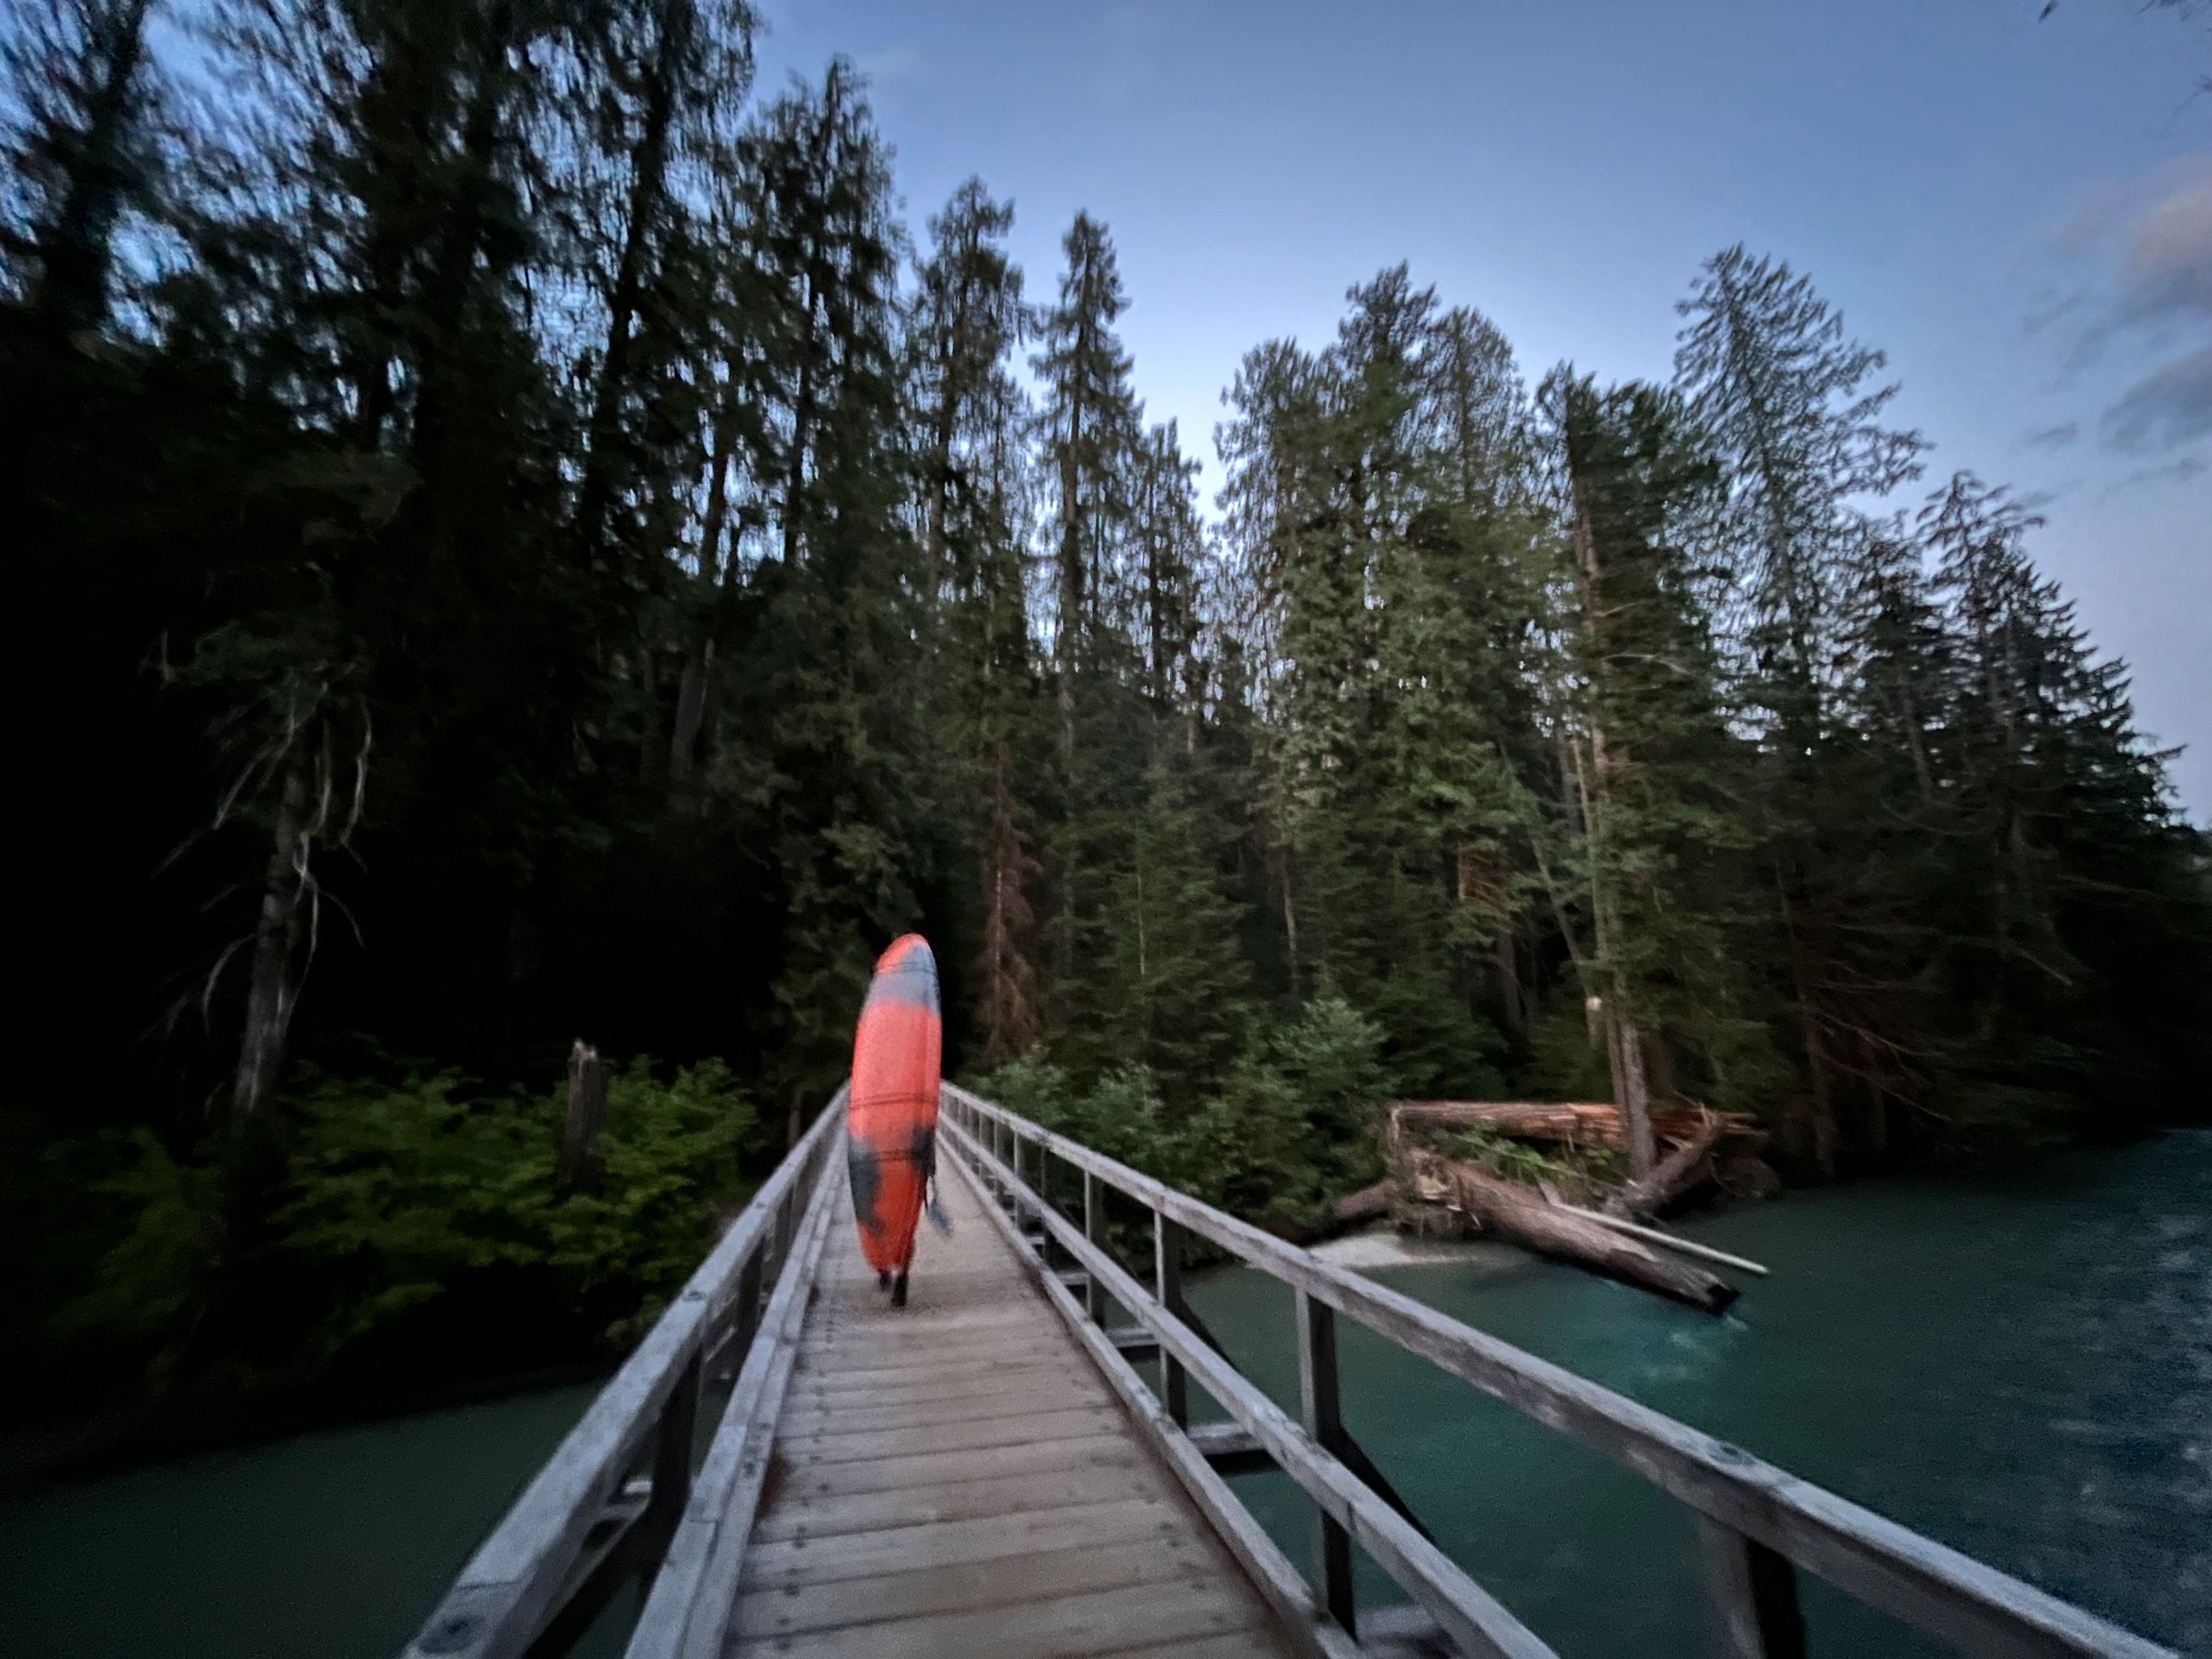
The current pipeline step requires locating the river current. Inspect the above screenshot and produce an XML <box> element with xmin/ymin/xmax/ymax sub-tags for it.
<box><xmin>3</xmin><ymin>1130</ymin><xmax>2205</xmax><ymax>1656</ymax></box>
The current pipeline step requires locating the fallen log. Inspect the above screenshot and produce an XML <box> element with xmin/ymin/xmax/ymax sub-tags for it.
<box><xmin>1604</xmin><ymin>1109</ymin><xmax>1731</xmax><ymax>1219</ymax></box>
<box><xmin>1424</xmin><ymin>1153</ymin><xmax>1739</xmax><ymax>1315</ymax></box>
<box><xmin>1333</xmin><ymin>1178</ymin><xmax>1401</xmax><ymax>1226</ymax></box>
<box><xmin>1390</xmin><ymin>1099</ymin><xmax>1759</xmax><ymax>1152</ymax></box>
<box><xmin>1554</xmin><ymin>1203</ymin><xmax>1770</xmax><ymax>1277</ymax></box>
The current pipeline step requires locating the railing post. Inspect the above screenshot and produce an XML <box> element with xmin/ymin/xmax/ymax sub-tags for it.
<box><xmin>1082</xmin><ymin>1170</ymin><xmax>1108</xmax><ymax>1324</ymax></box>
<box><xmin>1297</xmin><ymin>1289</ymin><xmax>1356</xmax><ymax>1637</ymax></box>
<box><xmin>1698</xmin><ymin>1516</ymin><xmax>1805</xmax><ymax>1659</ymax></box>
<box><xmin>725</xmin><ymin>1251</ymin><xmax>764</xmax><ymax>1380</ymax></box>
<box><xmin>771</xmin><ymin>1184</ymin><xmax>797</xmax><ymax>1282</ymax></box>
<box><xmin>641</xmin><ymin>1346</ymin><xmax>702</xmax><ymax>1555</ymax></box>
<box><xmin>1153</xmin><ymin>1209</ymin><xmax>1188</xmax><ymax>1428</ymax></box>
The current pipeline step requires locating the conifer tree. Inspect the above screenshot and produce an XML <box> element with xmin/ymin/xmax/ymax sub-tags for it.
<box><xmin>1536</xmin><ymin>370</ymin><xmax>1775</xmax><ymax>1175</ymax></box>
<box><xmin>1673</xmin><ymin>247</ymin><xmax>1928</xmax><ymax>1171</ymax></box>
<box><xmin>910</xmin><ymin>178</ymin><xmax>1046</xmax><ymax>1065</ymax></box>
<box><xmin>718</xmin><ymin>62</ymin><xmax>924</xmax><ymax>1125</ymax></box>
<box><xmin>0</xmin><ymin>0</ymin><xmax>162</xmax><ymax>332</ymax></box>
<box><xmin>1034</xmin><ymin>211</ymin><xmax>1142</xmax><ymax>739</ymax></box>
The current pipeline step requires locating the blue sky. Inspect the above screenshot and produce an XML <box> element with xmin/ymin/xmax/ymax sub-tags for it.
<box><xmin>756</xmin><ymin>0</ymin><xmax>2210</xmax><ymax>816</ymax></box>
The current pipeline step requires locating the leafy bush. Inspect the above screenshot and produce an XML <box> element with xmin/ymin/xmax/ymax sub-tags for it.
<box><xmin>282</xmin><ymin>1058</ymin><xmax>763</xmax><ymax>1359</ymax></box>
<box><xmin>968</xmin><ymin>996</ymin><xmax>1396</xmax><ymax>1233</ymax></box>
<box><xmin>46</xmin><ymin>1058</ymin><xmax>763</xmax><ymax>1404</ymax></box>
<box><xmin>52</xmin><ymin>1131</ymin><xmax>227</xmax><ymax>1381</ymax></box>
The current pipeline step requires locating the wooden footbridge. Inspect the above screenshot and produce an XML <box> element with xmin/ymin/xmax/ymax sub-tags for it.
<box><xmin>403</xmin><ymin>1084</ymin><xmax>2176</xmax><ymax>1659</ymax></box>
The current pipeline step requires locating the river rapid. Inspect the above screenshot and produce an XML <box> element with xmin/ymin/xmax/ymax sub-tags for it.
<box><xmin>3</xmin><ymin>1131</ymin><xmax>2206</xmax><ymax>1656</ymax></box>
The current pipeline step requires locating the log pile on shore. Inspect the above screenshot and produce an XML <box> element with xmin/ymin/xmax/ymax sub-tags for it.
<box><xmin>1342</xmin><ymin>1099</ymin><xmax>1774</xmax><ymax>1314</ymax></box>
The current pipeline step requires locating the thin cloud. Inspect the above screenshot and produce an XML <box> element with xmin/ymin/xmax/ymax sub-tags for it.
<box><xmin>2042</xmin><ymin>155</ymin><xmax>2212</xmax><ymax>453</ymax></box>
<box><xmin>2096</xmin><ymin>453</ymin><xmax>2209</xmax><ymax>501</ymax></box>
<box><xmin>2104</xmin><ymin>343</ymin><xmax>2212</xmax><ymax>450</ymax></box>
<box><xmin>2024</xmin><ymin>421</ymin><xmax>2080</xmax><ymax>449</ymax></box>
<box><xmin>2115</xmin><ymin>165</ymin><xmax>2212</xmax><ymax>329</ymax></box>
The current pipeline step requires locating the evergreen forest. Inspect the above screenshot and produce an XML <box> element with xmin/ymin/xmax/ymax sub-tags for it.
<box><xmin>5</xmin><ymin>0</ymin><xmax>2206</xmax><ymax>1432</ymax></box>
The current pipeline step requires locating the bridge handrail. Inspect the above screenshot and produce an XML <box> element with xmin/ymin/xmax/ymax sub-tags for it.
<box><xmin>941</xmin><ymin>1081</ymin><xmax>2175</xmax><ymax>1659</ymax></box>
<box><xmin>401</xmin><ymin>1084</ymin><xmax>848</xmax><ymax>1659</ymax></box>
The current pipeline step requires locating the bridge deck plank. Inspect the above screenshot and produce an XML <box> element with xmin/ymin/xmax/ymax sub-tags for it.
<box><xmin>720</xmin><ymin>1156</ymin><xmax>1292</xmax><ymax>1656</ymax></box>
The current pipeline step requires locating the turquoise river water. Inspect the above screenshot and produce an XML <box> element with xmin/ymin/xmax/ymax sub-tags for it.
<box><xmin>2</xmin><ymin>1130</ymin><xmax>2206</xmax><ymax>1656</ymax></box>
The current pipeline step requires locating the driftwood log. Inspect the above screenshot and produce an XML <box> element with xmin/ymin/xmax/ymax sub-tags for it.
<box><xmin>1421</xmin><ymin>1152</ymin><xmax>1739</xmax><ymax>1314</ymax></box>
<box><xmin>1333</xmin><ymin>1178</ymin><xmax>1401</xmax><ymax>1226</ymax></box>
<box><xmin>1390</xmin><ymin>1099</ymin><xmax>1758</xmax><ymax>1152</ymax></box>
<box><xmin>1604</xmin><ymin>1109</ymin><xmax>1733</xmax><ymax>1220</ymax></box>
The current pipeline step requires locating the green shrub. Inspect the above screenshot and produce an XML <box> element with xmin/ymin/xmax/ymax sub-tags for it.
<box><xmin>281</xmin><ymin>1058</ymin><xmax>762</xmax><ymax>1358</ymax></box>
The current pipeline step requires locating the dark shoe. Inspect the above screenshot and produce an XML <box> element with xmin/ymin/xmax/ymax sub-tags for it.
<box><xmin>890</xmin><ymin>1271</ymin><xmax>909</xmax><ymax>1308</ymax></box>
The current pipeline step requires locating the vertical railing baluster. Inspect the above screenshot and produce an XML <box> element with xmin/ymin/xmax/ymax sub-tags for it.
<box><xmin>771</xmin><ymin>1185</ymin><xmax>795</xmax><ymax>1283</ymax></box>
<box><xmin>726</xmin><ymin>1250</ymin><xmax>763</xmax><ymax>1380</ymax></box>
<box><xmin>1699</xmin><ymin>1516</ymin><xmax>1805</xmax><ymax>1658</ymax></box>
<box><xmin>1083</xmin><ymin>1170</ymin><xmax>1108</xmax><ymax>1324</ymax></box>
<box><xmin>1153</xmin><ymin>1208</ymin><xmax>1188</xmax><ymax>1428</ymax></box>
<box><xmin>1297</xmin><ymin>1290</ymin><xmax>1356</xmax><ymax>1636</ymax></box>
<box><xmin>640</xmin><ymin>1346</ymin><xmax>701</xmax><ymax>1558</ymax></box>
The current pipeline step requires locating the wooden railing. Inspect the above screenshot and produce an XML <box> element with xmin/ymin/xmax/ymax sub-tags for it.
<box><xmin>939</xmin><ymin>1082</ymin><xmax>2176</xmax><ymax>1659</ymax></box>
<box><xmin>400</xmin><ymin>1088</ymin><xmax>847</xmax><ymax>1659</ymax></box>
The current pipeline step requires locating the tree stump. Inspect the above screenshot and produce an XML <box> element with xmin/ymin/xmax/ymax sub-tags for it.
<box><xmin>560</xmin><ymin>1040</ymin><xmax>608</xmax><ymax>1198</ymax></box>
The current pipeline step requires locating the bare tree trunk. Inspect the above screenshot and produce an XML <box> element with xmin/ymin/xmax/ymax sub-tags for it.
<box><xmin>667</xmin><ymin>637</ymin><xmax>713</xmax><ymax>811</ymax></box>
<box><xmin>1494</xmin><ymin>926</ymin><xmax>1525</xmax><ymax>1045</ymax></box>
<box><xmin>1565</xmin><ymin>488</ymin><xmax>1658</xmax><ymax>1184</ymax></box>
<box><xmin>1778</xmin><ymin>869</ymin><xmax>1839</xmax><ymax>1178</ymax></box>
<box><xmin>559</xmin><ymin>1041</ymin><xmax>609</xmax><ymax>1198</ymax></box>
<box><xmin>233</xmin><ymin>759</ymin><xmax>309</xmax><ymax>1121</ymax></box>
<box><xmin>1601</xmin><ymin>999</ymin><xmax>1657</xmax><ymax>1182</ymax></box>
<box><xmin>976</xmin><ymin>752</ymin><xmax>1040</xmax><ymax>1066</ymax></box>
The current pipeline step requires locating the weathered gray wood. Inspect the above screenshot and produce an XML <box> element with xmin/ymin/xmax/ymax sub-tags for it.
<box><xmin>1084</xmin><ymin>1169</ymin><xmax>1109</xmax><ymax>1324</ymax></box>
<box><xmin>1297</xmin><ymin>1291</ymin><xmax>1356</xmax><ymax>1638</ymax></box>
<box><xmin>730</xmin><ymin>1533</ymin><xmax>1229</xmax><ymax>1639</ymax></box>
<box><xmin>400</xmin><ymin>1088</ymin><xmax>844</xmax><ymax>1659</ymax></box>
<box><xmin>943</xmin><ymin>1130</ymin><xmax>1353</xmax><ymax>1659</ymax></box>
<box><xmin>945</xmin><ymin>1084</ymin><xmax>2178</xmax><ymax>1659</ymax></box>
<box><xmin>746</xmin><ymin>1464</ymin><xmax>1167</xmax><ymax>1544</ymax></box>
<box><xmin>778</xmin><ymin>1379</ymin><xmax>1113</xmax><ymax>1437</ymax></box>
<box><xmin>788</xmin><ymin>1404</ymin><xmax>1126</xmax><ymax>1466</ymax></box>
<box><xmin>558</xmin><ymin>1041</ymin><xmax>609</xmax><ymax>1198</ymax></box>
<box><xmin>725</xmin><ymin>1574</ymin><xmax>1273</xmax><ymax>1659</ymax></box>
<box><xmin>623</xmin><ymin>1125</ymin><xmax>843</xmax><ymax>1659</ymax></box>
<box><xmin>1113</xmin><ymin>1635</ymin><xmax>1297</xmax><ymax>1659</ymax></box>
<box><xmin>713</xmin><ymin>1152</ymin><xmax>1290</xmax><ymax>1657</ymax></box>
<box><xmin>1155</xmin><ymin>1209</ymin><xmax>1189</xmax><ymax>1429</ymax></box>
<box><xmin>1700</xmin><ymin>1514</ymin><xmax>1807</xmax><ymax>1659</ymax></box>
<box><xmin>783</xmin><ymin>1430</ymin><xmax>1142</xmax><ymax>1500</ymax></box>
<box><xmin>944</xmin><ymin>1114</ymin><xmax>1558</xmax><ymax>1659</ymax></box>
<box><xmin>1187</xmin><ymin>1420</ymin><xmax>1271</xmax><ymax>1475</ymax></box>
<box><xmin>740</xmin><ymin>1494</ymin><xmax>1182</xmax><ymax>1588</ymax></box>
<box><xmin>781</xmin><ymin>1359</ymin><xmax>1097</xmax><ymax>1409</ymax></box>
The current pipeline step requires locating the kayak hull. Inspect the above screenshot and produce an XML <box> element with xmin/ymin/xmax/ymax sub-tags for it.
<box><xmin>847</xmin><ymin>934</ymin><xmax>941</xmax><ymax>1277</ymax></box>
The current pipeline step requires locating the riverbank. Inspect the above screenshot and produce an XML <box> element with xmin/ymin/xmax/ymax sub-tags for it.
<box><xmin>4</xmin><ymin>1131</ymin><xmax>2205</xmax><ymax>1657</ymax></box>
<box><xmin>0</xmin><ymin>1360</ymin><xmax>613</xmax><ymax>1503</ymax></box>
<box><xmin>1194</xmin><ymin>1127</ymin><xmax>2212</xmax><ymax>1656</ymax></box>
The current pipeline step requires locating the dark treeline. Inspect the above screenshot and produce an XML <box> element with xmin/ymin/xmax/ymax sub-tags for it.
<box><xmin>4</xmin><ymin>1</ymin><xmax>2206</xmax><ymax>1420</ymax></box>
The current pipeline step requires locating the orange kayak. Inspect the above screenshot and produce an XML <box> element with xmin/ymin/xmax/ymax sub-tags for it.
<box><xmin>847</xmin><ymin>934</ymin><xmax>941</xmax><ymax>1305</ymax></box>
